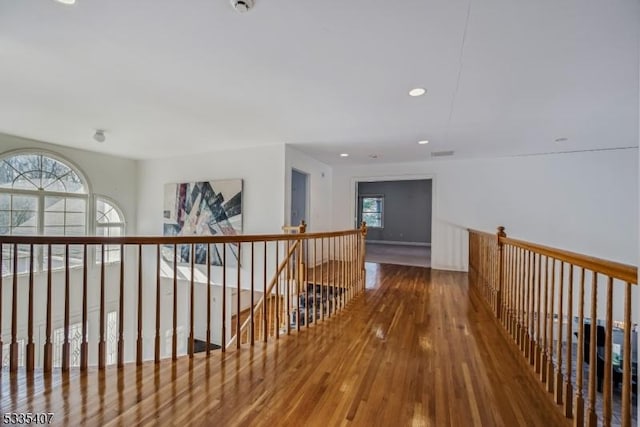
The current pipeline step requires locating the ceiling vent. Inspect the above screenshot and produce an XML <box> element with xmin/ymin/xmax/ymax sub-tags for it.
<box><xmin>431</xmin><ymin>150</ymin><xmax>454</xmax><ymax>158</ymax></box>
<box><xmin>231</xmin><ymin>0</ymin><xmax>254</xmax><ymax>12</ymax></box>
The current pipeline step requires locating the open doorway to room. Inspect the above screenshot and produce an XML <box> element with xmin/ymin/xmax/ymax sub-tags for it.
<box><xmin>356</xmin><ymin>179</ymin><xmax>432</xmax><ymax>268</ymax></box>
<box><xmin>290</xmin><ymin>169</ymin><xmax>309</xmax><ymax>227</ymax></box>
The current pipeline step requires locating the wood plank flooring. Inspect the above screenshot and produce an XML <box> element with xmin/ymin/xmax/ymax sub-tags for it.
<box><xmin>1</xmin><ymin>263</ymin><xmax>568</xmax><ymax>426</ymax></box>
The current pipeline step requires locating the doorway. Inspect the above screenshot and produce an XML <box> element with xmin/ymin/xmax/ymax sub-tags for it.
<box><xmin>290</xmin><ymin>169</ymin><xmax>309</xmax><ymax>227</ymax></box>
<box><xmin>356</xmin><ymin>179</ymin><xmax>432</xmax><ymax>268</ymax></box>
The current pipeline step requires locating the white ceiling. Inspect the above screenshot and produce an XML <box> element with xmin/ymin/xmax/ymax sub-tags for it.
<box><xmin>0</xmin><ymin>0</ymin><xmax>638</xmax><ymax>163</ymax></box>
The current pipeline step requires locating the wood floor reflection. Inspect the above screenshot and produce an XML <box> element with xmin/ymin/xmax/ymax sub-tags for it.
<box><xmin>1</xmin><ymin>264</ymin><xmax>568</xmax><ymax>426</ymax></box>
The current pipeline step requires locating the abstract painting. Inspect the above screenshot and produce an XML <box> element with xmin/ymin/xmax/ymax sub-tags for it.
<box><xmin>163</xmin><ymin>180</ymin><xmax>242</xmax><ymax>266</ymax></box>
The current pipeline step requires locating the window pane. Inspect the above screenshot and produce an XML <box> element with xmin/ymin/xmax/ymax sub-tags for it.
<box><xmin>107</xmin><ymin>312</ymin><xmax>118</xmax><ymax>365</ymax></box>
<box><xmin>362</xmin><ymin>213</ymin><xmax>382</xmax><ymax>228</ymax></box>
<box><xmin>44</xmin><ymin>198</ymin><xmax>87</xmax><ymax>231</ymax></box>
<box><xmin>41</xmin><ymin>157</ymin><xmax>70</xmax><ymax>190</ymax></box>
<box><xmin>65</xmin><ymin>198</ymin><xmax>86</xmax><ymax>212</ymax></box>
<box><xmin>96</xmin><ymin>199</ymin><xmax>123</xmax><ymax>224</ymax></box>
<box><xmin>96</xmin><ymin>225</ymin><xmax>123</xmax><ymax>263</ymax></box>
<box><xmin>12</xmin><ymin>194</ymin><xmax>37</xmax><ymax>212</ymax></box>
<box><xmin>65</xmin><ymin>226</ymin><xmax>86</xmax><ymax>236</ymax></box>
<box><xmin>7</xmin><ymin>155</ymin><xmax>41</xmax><ymax>189</ymax></box>
<box><xmin>44</xmin><ymin>226</ymin><xmax>64</xmax><ymax>235</ymax></box>
<box><xmin>12</xmin><ymin>226</ymin><xmax>37</xmax><ymax>235</ymax></box>
<box><xmin>0</xmin><ymin>154</ymin><xmax>86</xmax><ymax>194</ymax></box>
<box><xmin>0</xmin><ymin>162</ymin><xmax>18</xmax><ymax>189</ymax></box>
<box><xmin>97</xmin><ymin>225</ymin><xmax>122</xmax><ymax>237</ymax></box>
<box><xmin>41</xmin><ymin>173</ymin><xmax>67</xmax><ymax>192</ymax></box>
<box><xmin>65</xmin><ymin>212</ymin><xmax>86</xmax><ymax>228</ymax></box>
<box><xmin>2</xmin><ymin>339</ymin><xmax>25</xmax><ymax>368</ymax></box>
<box><xmin>0</xmin><ymin>194</ymin><xmax>9</xmax><ymax>211</ymax></box>
<box><xmin>362</xmin><ymin>197</ymin><xmax>382</xmax><ymax>213</ymax></box>
<box><xmin>45</xmin><ymin>245</ymin><xmax>66</xmax><ymax>270</ymax></box>
<box><xmin>58</xmin><ymin>171</ymin><xmax>85</xmax><ymax>194</ymax></box>
<box><xmin>44</xmin><ymin>212</ymin><xmax>65</xmax><ymax>226</ymax></box>
<box><xmin>0</xmin><ymin>211</ymin><xmax>10</xmax><ymax>227</ymax></box>
<box><xmin>41</xmin><ymin>155</ymin><xmax>65</xmax><ymax>178</ymax></box>
<box><xmin>44</xmin><ymin>196</ymin><xmax>63</xmax><ymax>211</ymax></box>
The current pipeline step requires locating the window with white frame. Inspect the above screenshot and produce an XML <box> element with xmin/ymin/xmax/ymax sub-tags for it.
<box><xmin>0</xmin><ymin>151</ymin><xmax>126</xmax><ymax>273</ymax></box>
<box><xmin>96</xmin><ymin>198</ymin><xmax>125</xmax><ymax>263</ymax></box>
<box><xmin>360</xmin><ymin>196</ymin><xmax>384</xmax><ymax>228</ymax></box>
<box><xmin>106</xmin><ymin>311</ymin><xmax>118</xmax><ymax>365</ymax></box>
<box><xmin>53</xmin><ymin>322</ymin><xmax>84</xmax><ymax>368</ymax></box>
<box><xmin>0</xmin><ymin>152</ymin><xmax>87</xmax><ymax>273</ymax></box>
<box><xmin>1</xmin><ymin>339</ymin><xmax>25</xmax><ymax>368</ymax></box>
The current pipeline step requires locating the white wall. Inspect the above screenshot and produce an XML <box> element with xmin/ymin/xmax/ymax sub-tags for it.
<box><xmin>137</xmin><ymin>144</ymin><xmax>285</xmax><ymax>236</ymax></box>
<box><xmin>284</xmin><ymin>146</ymin><xmax>333</xmax><ymax>232</ymax></box>
<box><xmin>333</xmin><ymin>149</ymin><xmax>638</xmax><ymax>270</ymax></box>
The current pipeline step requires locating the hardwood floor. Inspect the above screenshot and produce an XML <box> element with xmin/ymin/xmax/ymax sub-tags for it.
<box><xmin>365</xmin><ymin>243</ymin><xmax>431</xmax><ymax>268</ymax></box>
<box><xmin>1</xmin><ymin>263</ymin><xmax>568</xmax><ymax>426</ymax></box>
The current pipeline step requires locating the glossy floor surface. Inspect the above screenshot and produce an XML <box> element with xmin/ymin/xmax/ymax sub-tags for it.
<box><xmin>1</xmin><ymin>263</ymin><xmax>568</xmax><ymax>426</ymax></box>
<box><xmin>365</xmin><ymin>243</ymin><xmax>431</xmax><ymax>268</ymax></box>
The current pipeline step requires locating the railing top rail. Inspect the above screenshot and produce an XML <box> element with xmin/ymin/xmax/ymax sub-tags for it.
<box><xmin>467</xmin><ymin>228</ymin><xmax>495</xmax><ymax>239</ymax></box>
<box><xmin>0</xmin><ymin>228</ymin><xmax>362</xmax><ymax>246</ymax></box>
<box><xmin>468</xmin><ymin>228</ymin><xmax>636</xmax><ymax>284</ymax></box>
<box><xmin>500</xmin><ymin>236</ymin><xmax>637</xmax><ymax>284</ymax></box>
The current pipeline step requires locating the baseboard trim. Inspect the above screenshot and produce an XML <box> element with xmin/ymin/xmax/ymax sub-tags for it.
<box><xmin>431</xmin><ymin>264</ymin><xmax>468</xmax><ymax>272</ymax></box>
<box><xmin>366</xmin><ymin>240</ymin><xmax>431</xmax><ymax>247</ymax></box>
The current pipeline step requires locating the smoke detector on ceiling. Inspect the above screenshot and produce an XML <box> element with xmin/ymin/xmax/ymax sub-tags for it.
<box><xmin>231</xmin><ymin>0</ymin><xmax>254</xmax><ymax>12</ymax></box>
<box><xmin>93</xmin><ymin>129</ymin><xmax>106</xmax><ymax>143</ymax></box>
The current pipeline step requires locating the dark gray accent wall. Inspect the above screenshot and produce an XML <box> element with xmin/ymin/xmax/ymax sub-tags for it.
<box><xmin>357</xmin><ymin>179</ymin><xmax>432</xmax><ymax>244</ymax></box>
<box><xmin>291</xmin><ymin>169</ymin><xmax>307</xmax><ymax>226</ymax></box>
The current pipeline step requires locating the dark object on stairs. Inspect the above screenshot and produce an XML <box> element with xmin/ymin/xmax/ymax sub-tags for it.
<box><xmin>194</xmin><ymin>339</ymin><xmax>222</xmax><ymax>353</ymax></box>
<box><xmin>579</xmin><ymin>324</ymin><xmax>629</xmax><ymax>393</ymax></box>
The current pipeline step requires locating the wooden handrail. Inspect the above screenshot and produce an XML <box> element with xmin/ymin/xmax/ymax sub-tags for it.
<box><xmin>468</xmin><ymin>228</ymin><xmax>637</xmax><ymax>283</ymax></box>
<box><xmin>0</xmin><ymin>222</ymin><xmax>368</xmax><ymax>378</ymax></box>
<box><xmin>499</xmin><ymin>236</ymin><xmax>636</xmax><ymax>284</ymax></box>
<box><xmin>467</xmin><ymin>228</ymin><xmax>496</xmax><ymax>239</ymax></box>
<box><xmin>468</xmin><ymin>226</ymin><xmax>637</xmax><ymax>427</ymax></box>
<box><xmin>0</xmin><ymin>228</ymin><xmax>356</xmax><ymax>245</ymax></box>
<box><xmin>282</xmin><ymin>220</ymin><xmax>306</xmax><ymax>234</ymax></box>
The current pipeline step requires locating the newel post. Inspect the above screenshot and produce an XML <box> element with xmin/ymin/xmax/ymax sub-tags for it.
<box><xmin>299</xmin><ymin>220</ymin><xmax>307</xmax><ymax>285</ymax></box>
<box><xmin>496</xmin><ymin>226</ymin><xmax>507</xmax><ymax>320</ymax></box>
<box><xmin>360</xmin><ymin>222</ymin><xmax>367</xmax><ymax>289</ymax></box>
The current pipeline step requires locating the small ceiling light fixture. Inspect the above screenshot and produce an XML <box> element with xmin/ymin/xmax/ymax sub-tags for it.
<box><xmin>340</xmin><ymin>153</ymin><xmax>349</xmax><ymax>157</ymax></box>
<box><xmin>418</xmin><ymin>140</ymin><xmax>430</xmax><ymax>145</ymax></box>
<box><xmin>231</xmin><ymin>0</ymin><xmax>254</xmax><ymax>12</ymax></box>
<box><xmin>93</xmin><ymin>129</ymin><xmax>106</xmax><ymax>143</ymax></box>
<box><xmin>409</xmin><ymin>87</ymin><xmax>426</xmax><ymax>97</ymax></box>
<box><xmin>55</xmin><ymin>0</ymin><xmax>76</xmax><ymax>4</ymax></box>
<box><xmin>554</xmin><ymin>137</ymin><xmax>568</xmax><ymax>143</ymax></box>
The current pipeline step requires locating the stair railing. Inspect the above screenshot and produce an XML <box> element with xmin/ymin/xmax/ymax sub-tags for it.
<box><xmin>469</xmin><ymin>227</ymin><xmax>637</xmax><ymax>427</ymax></box>
<box><xmin>0</xmin><ymin>222</ymin><xmax>367</xmax><ymax>375</ymax></box>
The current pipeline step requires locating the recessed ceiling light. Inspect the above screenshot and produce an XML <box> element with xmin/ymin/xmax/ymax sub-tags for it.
<box><xmin>340</xmin><ymin>153</ymin><xmax>349</xmax><ymax>157</ymax></box>
<box><xmin>418</xmin><ymin>140</ymin><xmax>429</xmax><ymax>145</ymax></box>
<box><xmin>409</xmin><ymin>88</ymin><xmax>426</xmax><ymax>97</ymax></box>
<box><xmin>554</xmin><ymin>137</ymin><xmax>568</xmax><ymax>143</ymax></box>
<box><xmin>55</xmin><ymin>0</ymin><xmax>76</xmax><ymax>4</ymax></box>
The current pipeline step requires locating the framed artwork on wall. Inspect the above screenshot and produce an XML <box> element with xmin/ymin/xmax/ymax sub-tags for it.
<box><xmin>163</xmin><ymin>179</ymin><xmax>242</xmax><ymax>266</ymax></box>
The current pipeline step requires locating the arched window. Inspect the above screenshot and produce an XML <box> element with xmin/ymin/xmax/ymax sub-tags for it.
<box><xmin>0</xmin><ymin>151</ymin><xmax>126</xmax><ymax>271</ymax></box>
<box><xmin>0</xmin><ymin>152</ymin><xmax>88</xmax><ymax>236</ymax></box>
